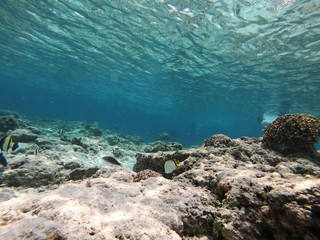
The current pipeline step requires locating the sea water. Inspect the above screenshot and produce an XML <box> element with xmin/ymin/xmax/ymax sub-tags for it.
<box><xmin>0</xmin><ymin>0</ymin><xmax>319</xmax><ymax>146</ymax></box>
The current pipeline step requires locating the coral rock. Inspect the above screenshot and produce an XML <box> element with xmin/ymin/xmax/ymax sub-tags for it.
<box><xmin>133</xmin><ymin>169</ymin><xmax>162</xmax><ymax>182</ymax></box>
<box><xmin>204</xmin><ymin>134</ymin><xmax>235</xmax><ymax>147</ymax></box>
<box><xmin>262</xmin><ymin>114</ymin><xmax>320</xmax><ymax>154</ymax></box>
<box><xmin>143</xmin><ymin>141</ymin><xmax>183</xmax><ymax>153</ymax></box>
<box><xmin>0</xmin><ymin>168</ymin><xmax>213</xmax><ymax>240</ymax></box>
<box><xmin>133</xmin><ymin>134</ymin><xmax>320</xmax><ymax>239</ymax></box>
<box><xmin>0</xmin><ymin>156</ymin><xmax>63</xmax><ymax>188</ymax></box>
<box><xmin>67</xmin><ymin>167</ymin><xmax>99</xmax><ymax>181</ymax></box>
<box><xmin>11</xmin><ymin>129</ymin><xmax>38</xmax><ymax>142</ymax></box>
<box><xmin>0</xmin><ymin>115</ymin><xmax>22</xmax><ymax>133</ymax></box>
<box><xmin>82</xmin><ymin>122</ymin><xmax>102</xmax><ymax>136</ymax></box>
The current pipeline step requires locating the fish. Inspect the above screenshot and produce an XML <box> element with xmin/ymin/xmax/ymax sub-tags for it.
<box><xmin>30</xmin><ymin>144</ymin><xmax>40</xmax><ymax>155</ymax></box>
<box><xmin>58</xmin><ymin>128</ymin><xmax>65</xmax><ymax>136</ymax></box>
<box><xmin>102</xmin><ymin>156</ymin><xmax>122</xmax><ymax>166</ymax></box>
<box><xmin>164</xmin><ymin>159</ymin><xmax>180</xmax><ymax>174</ymax></box>
<box><xmin>0</xmin><ymin>135</ymin><xmax>19</xmax><ymax>167</ymax></box>
<box><xmin>0</xmin><ymin>135</ymin><xmax>12</xmax><ymax>152</ymax></box>
<box><xmin>0</xmin><ymin>152</ymin><xmax>8</xmax><ymax>167</ymax></box>
<box><xmin>0</xmin><ymin>135</ymin><xmax>18</xmax><ymax>152</ymax></box>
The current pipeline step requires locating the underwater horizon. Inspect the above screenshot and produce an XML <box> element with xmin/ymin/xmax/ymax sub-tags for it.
<box><xmin>0</xmin><ymin>0</ymin><xmax>319</xmax><ymax>146</ymax></box>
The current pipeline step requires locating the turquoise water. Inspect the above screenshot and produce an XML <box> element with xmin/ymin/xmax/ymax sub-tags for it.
<box><xmin>0</xmin><ymin>0</ymin><xmax>319</xmax><ymax>146</ymax></box>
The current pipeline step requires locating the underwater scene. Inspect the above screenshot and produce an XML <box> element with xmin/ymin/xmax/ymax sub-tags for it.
<box><xmin>0</xmin><ymin>1</ymin><xmax>320</xmax><ymax>239</ymax></box>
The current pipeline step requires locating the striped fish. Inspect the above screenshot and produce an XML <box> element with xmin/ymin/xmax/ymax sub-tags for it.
<box><xmin>0</xmin><ymin>135</ymin><xmax>19</xmax><ymax>152</ymax></box>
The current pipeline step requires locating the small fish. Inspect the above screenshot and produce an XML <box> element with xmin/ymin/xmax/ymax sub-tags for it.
<box><xmin>164</xmin><ymin>159</ymin><xmax>180</xmax><ymax>174</ymax></box>
<box><xmin>0</xmin><ymin>135</ymin><xmax>18</xmax><ymax>152</ymax></box>
<box><xmin>0</xmin><ymin>152</ymin><xmax>8</xmax><ymax>167</ymax></box>
<box><xmin>30</xmin><ymin>144</ymin><xmax>40</xmax><ymax>155</ymax></box>
<box><xmin>58</xmin><ymin>128</ymin><xmax>65</xmax><ymax>136</ymax></box>
<box><xmin>102</xmin><ymin>156</ymin><xmax>122</xmax><ymax>166</ymax></box>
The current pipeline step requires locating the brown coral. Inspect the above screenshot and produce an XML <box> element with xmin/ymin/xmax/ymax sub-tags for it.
<box><xmin>204</xmin><ymin>134</ymin><xmax>235</xmax><ymax>147</ymax></box>
<box><xmin>133</xmin><ymin>169</ymin><xmax>162</xmax><ymax>182</ymax></box>
<box><xmin>262</xmin><ymin>114</ymin><xmax>320</xmax><ymax>154</ymax></box>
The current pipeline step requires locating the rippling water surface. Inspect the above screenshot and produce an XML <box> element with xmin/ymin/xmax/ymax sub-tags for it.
<box><xmin>0</xmin><ymin>0</ymin><xmax>319</xmax><ymax>144</ymax></box>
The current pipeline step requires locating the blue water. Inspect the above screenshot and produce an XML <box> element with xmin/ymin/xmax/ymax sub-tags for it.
<box><xmin>0</xmin><ymin>1</ymin><xmax>319</xmax><ymax>146</ymax></box>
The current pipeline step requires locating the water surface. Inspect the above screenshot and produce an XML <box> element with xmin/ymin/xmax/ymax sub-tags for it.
<box><xmin>0</xmin><ymin>0</ymin><xmax>319</xmax><ymax>145</ymax></box>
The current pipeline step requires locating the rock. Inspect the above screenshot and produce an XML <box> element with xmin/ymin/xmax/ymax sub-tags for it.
<box><xmin>105</xmin><ymin>135</ymin><xmax>121</xmax><ymax>146</ymax></box>
<box><xmin>143</xmin><ymin>141</ymin><xmax>183</xmax><ymax>153</ymax></box>
<box><xmin>92</xmin><ymin>165</ymin><xmax>124</xmax><ymax>179</ymax></box>
<box><xmin>67</xmin><ymin>167</ymin><xmax>99</xmax><ymax>180</ymax></box>
<box><xmin>0</xmin><ymin>154</ymin><xmax>101</xmax><ymax>188</ymax></box>
<box><xmin>0</xmin><ymin>115</ymin><xmax>22</xmax><ymax>133</ymax></box>
<box><xmin>123</xmin><ymin>134</ymin><xmax>145</xmax><ymax>145</ymax></box>
<box><xmin>0</xmin><ymin>167</ymin><xmax>213</xmax><ymax>240</ymax></box>
<box><xmin>0</xmin><ymin>112</ymin><xmax>319</xmax><ymax>239</ymax></box>
<box><xmin>82</xmin><ymin>122</ymin><xmax>103</xmax><ymax>136</ymax></box>
<box><xmin>204</xmin><ymin>134</ymin><xmax>235</xmax><ymax>147</ymax></box>
<box><xmin>111</xmin><ymin>147</ymin><xmax>123</xmax><ymax>157</ymax></box>
<box><xmin>105</xmin><ymin>134</ymin><xmax>145</xmax><ymax>149</ymax></box>
<box><xmin>11</xmin><ymin>128</ymin><xmax>38</xmax><ymax>142</ymax></box>
<box><xmin>133</xmin><ymin>134</ymin><xmax>320</xmax><ymax>239</ymax></box>
<box><xmin>0</xmin><ymin>156</ymin><xmax>64</xmax><ymax>188</ymax></box>
<box><xmin>70</xmin><ymin>137</ymin><xmax>101</xmax><ymax>154</ymax></box>
<box><xmin>26</xmin><ymin>126</ymin><xmax>42</xmax><ymax>135</ymax></box>
<box><xmin>36</xmin><ymin>137</ymin><xmax>58</xmax><ymax>149</ymax></box>
<box><xmin>0</xmin><ymin>188</ymin><xmax>17</xmax><ymax>202</ymax></box>
<box><xmin>2</xmin><ymin>164</ymin><xmax>317</xmax><ymax>240</ymax></box>
<box><xmin>63</xmin><ymin>161</ymin><xmax>82</xmax><ymax>170</ymax></box>
<box><xmin>133</xmin><ymin>169</ymin><xmax>162</xmax><ymax>182</ymax></box>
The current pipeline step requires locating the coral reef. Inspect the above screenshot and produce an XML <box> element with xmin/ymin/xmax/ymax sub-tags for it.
<box><xmin>0</xmin><ymin>111</ymin><xmax>319</xmax><ymax>240</ymax></box>
<box><xmin>262</xmin><ymin>114</ymin><xmax>320</xmax><ymax>154</ymax></box>
<box><xmin>0</xmin><ymin>112</ymin><xmax>146</xmax><ymax>190</ymax></box>
<box><xmin>134</xmin><ymin>134</ymin><xmax>320</xmax><ymax>239</ymax></box>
